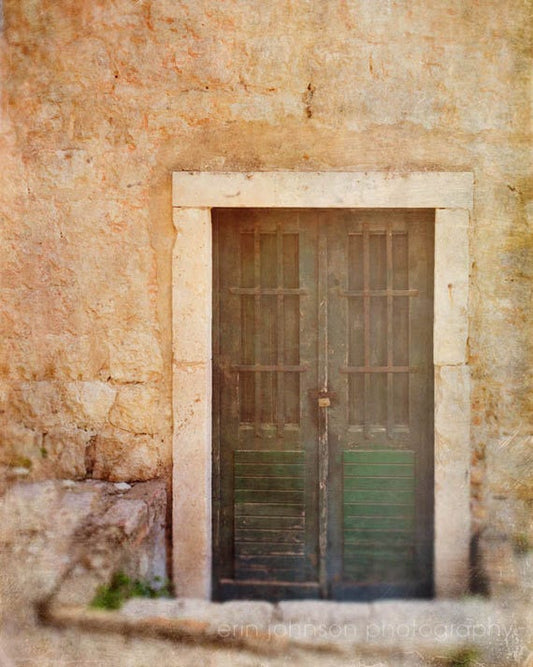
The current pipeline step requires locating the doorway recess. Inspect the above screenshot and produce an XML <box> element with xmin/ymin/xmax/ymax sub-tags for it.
<box><xmin>171</xmin><ymin>171</ymin><xmax>473</xmax><ymax>601</ymax></box>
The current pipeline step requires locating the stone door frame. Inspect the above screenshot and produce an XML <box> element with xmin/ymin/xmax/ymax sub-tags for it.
<box><xmin>171</xmin><ymin>171</ymin><xmax>473</xmax><ymax>600</ymax></box>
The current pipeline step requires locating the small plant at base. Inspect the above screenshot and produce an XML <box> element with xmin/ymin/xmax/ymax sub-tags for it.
<box><xmin>90</xmin><ymin>571</ymin><xmax>171</xmax><ymax>610</ymax></box>
<box><xmin>511</xmin><ymin>532</ymin><xmax>530</xmax><ymax>555</ymax></box>
<box><xmin>447</xmin><ymin>647</ymin><xmax>480</xmax><ymax>666</ymax></box>
<box><xmin>8</xmin><ymin>455</ymin><xmax>32</xmax><ymax>469</ymax></box>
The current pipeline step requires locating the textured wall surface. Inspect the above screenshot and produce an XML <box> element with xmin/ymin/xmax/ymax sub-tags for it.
<box><xmin>0</xmin><ymin>2</ymin><xmax>531</xmax><ymax>551</ymax></box>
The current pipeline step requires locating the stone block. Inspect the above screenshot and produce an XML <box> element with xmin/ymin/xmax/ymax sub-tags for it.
<box><xmin>0</xmin><ymin>422</ymin><xmax>42</xmax><ymax>466</ymax></box>
<box><xmin>42</xmin><ymin>427</ymin><xmax>91</xmax><ymax>478</ymax></box>
<box><xmin>121</xmin><ymin>480</ymin><xmax>168</xmax><ymax>584</ymax></box>
<box><xmin>50</xmin><ymin>480</ymin><xmax>168</xmax><ymax>607</ymax></box>
<box><xmin>4</xmin><ymin>333</ymin><xmax>110</xmax><ymax>382</ymax></box>
<box><xmin>109</xmin><ymin>384</ymin><xmax>160</xmax><ymax>434</ymax></box>
<box><xmin>125</xmin><ymin>479</ymin><xmax>168</xmax><ymax>528</ymax></box>
<box><xmin>66</xmin><ymin>382</ymin><xmax>117</xmax><ymax>428</ymax></box>
<box><xmin>434</xmin><ymin>364</ymin><xmax>471</xmax><ymax>597</ymax></box>
<box><xmin>435</xmin><ymin>365</ymin><xmax>471</xmax><ymax>449</ymax></box>
<box><xmin>121</xmin><ymin>598</ymin><xmax>190</xmax><ymax>619</ymax></box>
<box><xmin>434</xmin><ymin>209</ymin><xmax>470</xmax><ymax>365</ymax></box>
<box><xmin>108</xmin><ymin>328</ymin><xmax>163</xmax><ymax>383</ymax></box>
<box><xmin>10</xmin><ymin>382</ymin><xmax>65</xmax><ymax>429</ymax></box>
<box><xmin>214</xmin><ymin>601</ymin><xmax>274</xmax><ymax>630</ymax></box>
<box><xmin>172</xmin><ymin>207</ymin><xmax>212</xmax><ymax>363</ymax></box>
<box><xmin>278</xmin><ymin>600</ymin><xmax>371</xmax><ymax>626</ymax></box>
<box><xmin>478</xmin><ymin>532</ymin><xmax>520</xmax><ymax>597</ymax></box>
<box><xmin>0</xmin><ymin>481</ymin><xmax>106</xmax><ymax>603</ymax></box>
<box><xmin>485</xmin><ymin>432</ymin><xmax>532</xmax><ymax>500</ymax></box>
<box><xmin>97</xmin><ymin>498</ymin><xmax>148</xmax><ymax>537</ymax></box>
<box><xmin>0</xmin><ymin>380</ymin><xmax>9</xmax><ymax>411</ymax></box>
<box><xmin>172</xmin><ymin>362</ymin><xmax>211</xmax><ymax>599</ymax></box>
<box><xmin>92</xmin><ymin>427</ymin><xmax>163</xmax><ymax>482</ymax></box>
<box><xmin>8</xmin><ymin>381</ymin><xmax>117</xmax><ymax>437</ymax></box>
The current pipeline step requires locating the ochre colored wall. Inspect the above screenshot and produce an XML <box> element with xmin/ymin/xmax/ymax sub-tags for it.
<box><xmin>0</xmin><ymin>2</ymin><xmax>530</xmax><ymax>555</ymax></box>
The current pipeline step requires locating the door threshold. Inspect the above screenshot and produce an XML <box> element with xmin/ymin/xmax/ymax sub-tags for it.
<box><xmin>218</xmin><ymin>579</ymin><xmax>320</xmax><ymax>601</ymax></box>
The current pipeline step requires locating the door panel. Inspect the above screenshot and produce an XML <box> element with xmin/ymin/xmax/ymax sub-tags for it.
<box><xmin>213</xmin><ymin>208</ymin><xmax>434</xmax><ymax>601</ymax></box>
<box><xmin>213</xmin><ymin>209</ymin><xmax>320</xmax><ymax>600</ymax></box>
<box><xmin>326</xmin><ymin>210</ymin><xmax>434</xmax><ymax>599</ymax></box>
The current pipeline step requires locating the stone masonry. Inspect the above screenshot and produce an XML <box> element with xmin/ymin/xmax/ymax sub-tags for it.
<box><xmin>0</xmin><ymin>0</ymin><xmax>531</xmax><ymax>641</ymax></box>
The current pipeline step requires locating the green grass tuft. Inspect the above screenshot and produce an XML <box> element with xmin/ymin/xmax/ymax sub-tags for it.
<box><xmin>8</xmin><ymin>455</ymin><xmax>32</xmax><ymax>469</ymax></box>
<box><xmin>90</xmin><ymin>571</ymin><xmax>171</xmax><ymax>610</ymax></box>
<box><xmin>447</xmin><ymin>647</ymin><xmax>479</xmax><ymax>666</ymax></box>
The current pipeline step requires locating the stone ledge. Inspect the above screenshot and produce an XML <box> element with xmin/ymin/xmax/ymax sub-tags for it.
<box><xmin>40</xmin><ymin>603</ymin><xmax>290</xmax><ymax>657</ymax></box>
<box><xmin>39</xmin><ymin>596</ymin><xmax>532</xmax><ymax>664</ymax></box>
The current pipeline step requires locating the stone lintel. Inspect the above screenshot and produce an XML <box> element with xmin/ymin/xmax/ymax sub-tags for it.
<box><xmin>172</xmin><ymin>172</ymin><xmax>474</xmax><ymax>210</ymax></box>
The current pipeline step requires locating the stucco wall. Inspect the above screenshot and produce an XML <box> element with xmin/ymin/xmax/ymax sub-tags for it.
<box><xmin>0</xmin><ymin>2</ymin><xmax>531</xmax><ymax>558</ymax></box>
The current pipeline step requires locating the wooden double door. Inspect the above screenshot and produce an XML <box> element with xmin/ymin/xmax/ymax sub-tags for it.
<box><xmin>212</xmin><ymin>208</ymin><xmax>434</xmax><ymax>601</ymax></box>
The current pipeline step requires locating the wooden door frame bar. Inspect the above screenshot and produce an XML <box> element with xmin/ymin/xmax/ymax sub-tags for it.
<box><xmin>317</xmin><ymin>225</ymin><xmax>329</xmax><ymax>598</ymax></box>
<box><xmin>171</xmin><ymin>171</ymin><xmax>473</xmax><ymax>600</ymax></box>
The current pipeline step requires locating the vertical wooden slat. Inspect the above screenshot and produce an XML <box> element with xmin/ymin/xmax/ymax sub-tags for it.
<box><xmin>253</xmin><ymin>228</ymin><xmax>261</xmax><ymax>435</ymax></box>
<box><xmin>259</xmin><ymin>234</ymin><xmax>277</xmax><ymax>424</ymax></box>
<box><xmin>276</xmin><ymin>224</ymin><xmax>284</xmax><ymax>433</ymax></box>
<box><xmin>299</xmin><ymin>212</ymin><xmax>320</xmax><ymax>585</ymax></box>
<box><xmin>407</xmin><ymin>213</ymin><xmax>435</xmax><ymax>588</ymax></box>
<box><xmin>347</xmin><ymin>233</ymin><xmax>364</xmax><ymax>426</ymax></box>
<box><xmin>393</xmin><ymin>373</ymin><xmax>409</xmax><ymax>426</ymax></box>
<box><xmin>368</xmin><ymin>233</ymin><xmax>387</xmax><ymax>429</ymax></box>
<box><xmin>283</xmin><ymin>232</ymin><xmax>300</xmax><ymax>424</ymax></box>
<box><xmin>216</xmin><ymin>212</ymin><xmax>247</xmax><ymax>584</ymax></box>
<box><xmin>240</xmin><ymin>233</ymin><xmax>255</xmax><ymax>423</ymax></box>
<box><xmin>318</xmin><ymin>225</ymin><xmax>328</xmax><ymax>598</ymax></box>
<box><xmin>392</xmin><ymin>232</ymin><xmax>409</xmax><ymax>431</ymax></box>
<box><xmin>386</xmin><ymin>221</ymin><xmax>393</xmax><ymax>439</ymax></box>
<box><xmin>212</xmin><ymin>211</ymin><xmax>222</xmax><ymax>585</ymax></box>
<box><xmin>363</xmin><ymin>223</ymin><xmax>370</xmax><ymax>438</ymax></box>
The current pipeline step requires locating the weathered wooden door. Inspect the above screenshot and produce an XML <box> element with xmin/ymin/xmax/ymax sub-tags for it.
<box><xmin>213</xmin><ymin>208</ymin><xmax>434</xmax><ymax>601</ymax></box>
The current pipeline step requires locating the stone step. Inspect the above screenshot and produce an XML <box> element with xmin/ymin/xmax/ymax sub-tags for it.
<box><xmin>42</xmin><ymin>596</ymin><xmax>532</xmax><ymax>666</ymax></box>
